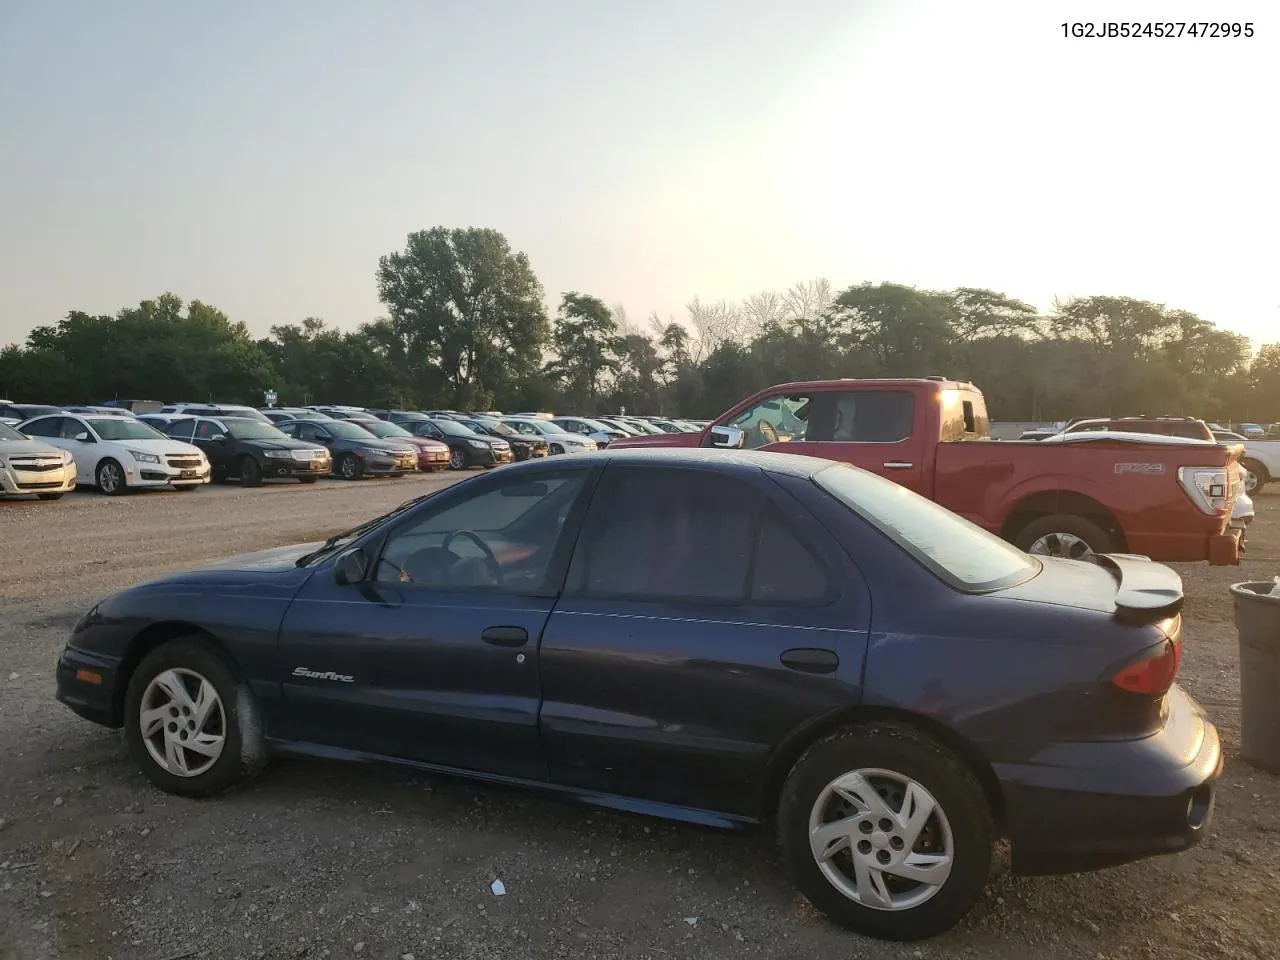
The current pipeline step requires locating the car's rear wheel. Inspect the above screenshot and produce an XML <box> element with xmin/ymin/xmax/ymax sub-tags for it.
<box><xmin>96</xmin><ymin>458</ymin><xmax>126</xmax><ymax>495</ymax></box>
<box><xmin>1013</xmin><ymin>514</ymin><xmax>1113</xmax><ymax>562</ymax></box>
<box><xmin>238</xmin><ymin>456</ymin><xmax>263</xmax><ymax>487</ymax></box>
<box><xmin>448</xmin><ymin>447</ymin><xmax>467</xmax><ymax>470</ymax></box>
<box><xmin>1241</xmin><ymin>458</ymin><xmax>1268</xmax><ymax>495</ymax></box>
<box><xmin>123</xmin><ymin>638</ymin><xmax>267</xmax><ymax>798</ymax></box>
<box><xmin>778</xmin><ymin>723</ymin><xmax>992</xmax><ymax>941</ymax></box>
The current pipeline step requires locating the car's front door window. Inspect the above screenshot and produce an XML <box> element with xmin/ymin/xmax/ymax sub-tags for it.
<box><xmin>166</xmin><ymin>418</ymin><xmax>196</xmax><ymax>442</ymax></box>
<box><xmin>374</xmin><ymin>469</ymin><xmax>592</xmax><ymax>592</ymax></box>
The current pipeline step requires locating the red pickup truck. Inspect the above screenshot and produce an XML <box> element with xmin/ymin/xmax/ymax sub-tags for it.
<box><xmin>609</xmin><ymin>378</ymin><xmax>1246</xmax><ymax>564</ymax></box>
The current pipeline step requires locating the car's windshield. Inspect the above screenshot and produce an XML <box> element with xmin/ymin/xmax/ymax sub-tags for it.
<box><xmin>814</xmin><ymin>463</ymin><xmax>1039</xmax><ymax>591</ymax></box>
<box><xmin>511</xmin><ymin>419</ymin><xmax>563</xmax><ymax>435</ymax></box>
<box><xmin>223</xmin><ymin>418</ymin><xmax>289</xmax><ymax>441</ymax></box>
<box><xmin>432</xmin><ymin>419</ymin><xmax>480</xmax><ymax>438</ymax></box>
<box><xmin>359</xmin><ymin>420</ymin><xmax>411</xmax><ymax>438</ymax></box>
<box><xmin>0</xmin><ymin>423</ymin><xmax>26</xmax><ymax>441</ymax></box>
<box><xmin>88</xmin><ymin>418</ymin><xmax>167</xmax><ymax>441</ymax></box>
<box><xmin>577</xmin><ymin>418</ymin><xmax>615</xmax><ymax>433</ymax></box>
<box><xmin>323</xmin><ymin>421</ymin><xmax>378</xmax><ymax>441</ymax></box>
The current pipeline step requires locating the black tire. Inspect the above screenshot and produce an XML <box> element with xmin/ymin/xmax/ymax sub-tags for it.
<box><xmin>1012</xmin><ymin>513</ymin><xmax>1114</xmax><ymax>561</ymax></box>
<box><xmin>448</xmin><ymin>447</ymin><xmax>467</xmax><ymax>470</ymax></box>
<box><xmin>37</xmin><ymin>493</ymin><xmax>64</xmax><ymax>501</ymax></box>
<box><xmin>123</xmin><ymin>637</ymin><xmax>267</xmax><ymax>798</ymax></box>
<box><xmin>238</xmin><ymin>456</ymin><xmax>263</xmax><ymax>487</ymax></box>
<box><xmin>96</xmin><ymin>458</ymin><xmax>126</xmax><ymax>496</ymax></box>
<box><xmin>1241</xmin><ymin>459</ymin><xmax>1268</xmax><ymax>496</ymax></box>
<box><xmin>298</xmin><ymin>476</ymin><xmax>319</xmax><ymax>484</ymax></box>
<box><xmin>338</xmin><ymin>453</ymin><xmax>363</xmax><ymax>481</ymax></box>
<box><xmin>778</xmin><ymin>723</ymin><xmax>993</xmax><ymax>941</ymax></box>
<box><xmin>549</xmin><ymin>443</ymin><xmax>564</xmax><ymax>456</ymax></box>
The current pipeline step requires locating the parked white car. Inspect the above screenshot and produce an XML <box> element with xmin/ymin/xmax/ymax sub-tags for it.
<box><xmin>0</xmin><ymin>421</ymin><xmax>77</xmax><ymax>499</ymax></box>
<box><xmin>17</xmin><ymin>413</ymin><xmax>210</xmax><ymax>495</ymax></box>
<box><xmin>501</xmin><ymin>417</ymin><xmax>597</xmax><ymax>454</ymax></box>
<box><xmin>1239</xmin><ymin>439</ymin><xmax>1280</xmax><ymax>495</ymax></box>
<box><xmin>551</xmin><ymin>416</ymin><xmax>627</xmax><ymax>449</ymax></box>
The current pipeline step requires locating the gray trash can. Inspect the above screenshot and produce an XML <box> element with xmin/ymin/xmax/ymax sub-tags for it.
<box><xmin>1231</xmin><ymin>581</ymin><xmax>1280</xmax><ymax>771</ymax></box>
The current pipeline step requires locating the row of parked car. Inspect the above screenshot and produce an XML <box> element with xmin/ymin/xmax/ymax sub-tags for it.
<box><xmin>0</xmin><ymin>399</ymin><xmax>711</xmax><ymax>500</ymax></box>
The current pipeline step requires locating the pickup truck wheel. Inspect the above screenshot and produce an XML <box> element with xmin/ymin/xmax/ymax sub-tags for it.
<box><xmin>1014</xmin><ymin>514</ymin><xmax>1114</xmax><ymax>562</ymax></box>
<box><xmin>1241</xmin><ymin>459</ymin><xmax>1267</xmax><ymax>495</ymax></box>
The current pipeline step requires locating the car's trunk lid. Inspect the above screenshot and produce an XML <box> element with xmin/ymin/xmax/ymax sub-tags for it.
<box><xmin>996</xmin><ymin>553</ymin><xmax>1183</xmax><ymax>623</ymax></box>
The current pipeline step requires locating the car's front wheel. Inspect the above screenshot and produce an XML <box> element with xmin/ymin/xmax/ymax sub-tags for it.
<box><xmin>96</xmin><ymin>458</ymin><xmax>126</xmax><ymax>495</ymax></box>
<box><xmin>448</xmin><ymin>447</ymin><xmax>467</xmax><ymax>470</ymax></box>
<box><xmin>123</xmin><ymin>638</ymin><xmax>267</xmax><ymax>798</ymax></box>
<box><xmin>549</xmin><ymin>443</ymin><xmax>564</xmax><ymax>456</ymax></box>
<box><xmin>238</xmin><ymin>456</ymin><xmax>263</xmax><ymax>487</ymax></box>
<box><xmin>338</xmin><ymin>454</ymin><xmax>363</xmax><ymax>480</ymax></box>
<box><xmin>778</xmin><ymin>723</ymin><xmax>992</xmax><ymax>941</ymax></box>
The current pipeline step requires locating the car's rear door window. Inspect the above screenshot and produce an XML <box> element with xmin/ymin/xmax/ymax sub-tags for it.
<box><xmin>21</xmin><ymin>416</ymin><xmax>63</xmax><ymax>438</ymax></box>
<box><xmin>750</xmin><ymin>507</ymin><xmax>833</xmax><ymax>605</ymax></box>
<box><xmin>572</xmin><ymin>467</ymin><xmax>761</xmax><ymax>601</ymax></box>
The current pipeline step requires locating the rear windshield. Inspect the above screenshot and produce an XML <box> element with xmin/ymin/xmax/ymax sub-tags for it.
<box><xmin>814</xmin><ymin>463</ymin><xmax>1039</xmax><ymax>591</ymax></box>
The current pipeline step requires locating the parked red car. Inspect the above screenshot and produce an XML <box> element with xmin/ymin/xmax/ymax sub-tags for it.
<box><xmin>609</xmin><ymin>378</ymin><xmax>1247</xmax><ymax>565</ymax></box>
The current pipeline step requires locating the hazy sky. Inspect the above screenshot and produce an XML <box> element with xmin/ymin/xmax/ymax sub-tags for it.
<box><xmin>2</xmin><ymin>1</ymin><xmax>1276</xmax><ymax>348</ymax></box>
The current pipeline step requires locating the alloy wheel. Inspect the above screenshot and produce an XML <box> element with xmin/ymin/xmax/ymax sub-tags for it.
<box><xmin>341</xmin><ymin>455</ymin><xmax>359</xmax><ymax>480</ymax></box>
<box><xmin>1026</xmin><ymin>531</ymin><xmax>1094</xmax><ymax>562</ymax></box>
<box><xmin>1243</xmin><ymin>468</ymin><xmax>1259</xmax><ymax>495</ymax></box>
<box><xmin>98</xmin><ymin>461</ymin><xmax>122</xmax><ymax>494</ymax></box>
<box><xmin>138</xmin><ymin>668</ymin><xmax>226</xmax><ymax>778</ymax></box>
<box><xmin>449</xmin><ymin>448</ymin><xmax>465</xmax><ymax>469</ymax></box>
<box><xmin>808</xmin><ymin>768</ymin><xmax>954</xmax><ymax>912</ymax></box>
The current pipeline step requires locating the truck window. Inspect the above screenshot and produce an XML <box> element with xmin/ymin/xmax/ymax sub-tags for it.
<box><xmin>729</xmin><ymin>390</ymin><xmax>915</xmax><ymax>447</ymax></box>
<box><xmin>729</xmin><ymin>395</ymin><xmax>811</xmax><ymax>449</ymax></box>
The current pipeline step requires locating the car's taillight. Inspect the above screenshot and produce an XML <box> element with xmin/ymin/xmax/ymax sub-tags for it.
<box><xmin>1110</xmin><ymin>639</ymin><xmax>1182</xmax><ymax>695</ymax></box>
<box><xmin>1177</xmin><ymin>466</ymin><xmax>1232</xmax><ymax>516</ymax></box>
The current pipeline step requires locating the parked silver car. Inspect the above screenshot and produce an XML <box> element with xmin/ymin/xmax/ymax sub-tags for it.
<box><xmin>0</xmin><ymin>421</ymin><xmax>77</xmax><ymax>499</ymax></box>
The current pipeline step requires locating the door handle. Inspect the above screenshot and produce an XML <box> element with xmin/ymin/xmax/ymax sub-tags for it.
<box><xmin>481</xmin><ymin>626</ymin><xmax>529</xmax><ymax>647</ymax></box>
<box><xmin>882</xmin><ymin>461</ymin><xmax>914</xmax><ymax>469</ymax></box>
<box><xmin>780</xmin><ymin>648</ymin><xmax>839</xmax><ymax>674</ymax></box>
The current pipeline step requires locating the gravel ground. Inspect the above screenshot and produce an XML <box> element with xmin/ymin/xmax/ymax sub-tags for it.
<box><xmin>1</xmin><ymin>476</ymin><xmax>1279</xmax><ymax>960</ymax></box>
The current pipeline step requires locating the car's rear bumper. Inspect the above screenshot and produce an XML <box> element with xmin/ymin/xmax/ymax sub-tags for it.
<box><xmin>997</xmin><ymin>686</ymin><xmax>1221</xmax><ymax>876</ymax></box>
<box><xmin>1128</xmin><ymin>527</ymin><xmax>1242</xmax><ymax>565</ymax></box>
<box><xmin>55</xmin><ymin>645</ymin><xmax>123</xmax><ymax>728</ymax></box>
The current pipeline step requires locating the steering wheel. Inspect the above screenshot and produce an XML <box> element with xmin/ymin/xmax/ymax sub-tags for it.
<box><xmin>440</xmin><ymin>530</ymin><xmax>502</xmax><ymax>583</ymax></box>
<box><xmin>758</xmin><ymin>421</ymin><xmax>778</xmax><ymax>444</ymax></box>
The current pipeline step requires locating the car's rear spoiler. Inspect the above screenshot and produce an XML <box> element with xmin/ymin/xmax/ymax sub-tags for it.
<box><xmin>1096</xmin><ymin>553</ymin><xmax>1184</xmax><ymax>623</ymax></box>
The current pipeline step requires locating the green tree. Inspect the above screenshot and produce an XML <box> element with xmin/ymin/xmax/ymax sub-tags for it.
<box><xmin>545</xmin><ymin>292</ymin><xmax>622</xmax><ymax>411</ymax></box>
<box><xmin>376</xmin><ymin>227</ymin><xmax>549</xmax><ymax>409</ymax></box>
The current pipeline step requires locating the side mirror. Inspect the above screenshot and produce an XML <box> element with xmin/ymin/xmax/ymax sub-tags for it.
<box><xmin>333</xmin><ymin>547</ymin><xmax>368</xmax><ymax>585</ymax></box>
<box><xmin>74</xmin><ymin>432</ymin><xmax>93</xmax><ymax>443</ymax></box>
<box><xmin>709</xmin><ymin>425</ymin><xmax>745</xmax><ymax>449</ymax></box>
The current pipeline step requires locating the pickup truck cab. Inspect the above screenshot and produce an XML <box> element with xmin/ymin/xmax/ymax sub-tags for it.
<box><xmin>609</xmin><ymin>378</ymin><xmax>1246</xmax><ymax>564</ymax></box>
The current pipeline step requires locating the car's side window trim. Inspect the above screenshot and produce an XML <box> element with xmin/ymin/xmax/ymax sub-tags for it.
<box><xmin>361</xmin><ymin>465</ymin><xmax>604</xmax><ymax>600</ymax></box>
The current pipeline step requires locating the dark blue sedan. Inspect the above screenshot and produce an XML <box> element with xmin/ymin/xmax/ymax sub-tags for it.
<box><xmin>55</xmin><ymin>450</ymin><xmax>1220</xmax><ymax>941</ymax></box>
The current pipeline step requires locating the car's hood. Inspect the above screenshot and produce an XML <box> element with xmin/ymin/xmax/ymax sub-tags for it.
<box><xmin>345</xmin><ymin>437</ymin><xmax>417</xmax><ymax>454</ymax></box>
<box><xmin>608</xmin><ymin>430</ymin><xmax>702</xmax><ymax>449</ymax></box>
<box><xmin>192</xmin><ymin>542</ymin><xmax>324</xmax><ymax>572</ymax></box>
<box><xmin>242</xmin><ymin>437</ymin><xmax>325</xmax><ymax>452</ymax></box>
<box><xmin>112</xmin><ymin>438</ymin><xmax>203</xmax><ymax>456</ymax></box>
<box><xmin>0</xmin><ymin>437</ymin><xmax>67</xmax><ymax>458</ymax></box>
